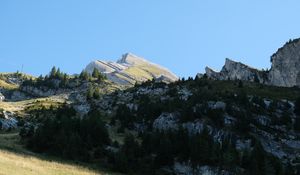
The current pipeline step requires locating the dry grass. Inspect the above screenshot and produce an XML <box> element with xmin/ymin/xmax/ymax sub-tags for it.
<box><xmin>0</xmin><ymin>96</ymin><xmax>66</xmax><ymax>116</ymax></box>
<box><xmin>0</xmin><ymin>132</ymin><xmax>121</xmax><ymax>175</ymax></box>
<box><xmin>0</xmin><ymin>79</ymin><xmax>18</xmax><ymax>90</ymax></box>
<box><xmin>123</xmin><ymin>67</ymin><xmax>153</xmax><ymax>80</ymax></box>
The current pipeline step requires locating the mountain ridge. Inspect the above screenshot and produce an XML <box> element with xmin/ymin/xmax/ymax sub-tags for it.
<box><xmin>204</xmin><ymin>38</ymin><xmax>300</xmax><ymax>87</ymax></box>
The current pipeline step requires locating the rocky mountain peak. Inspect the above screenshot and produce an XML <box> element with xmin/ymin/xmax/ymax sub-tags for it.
<box><xmin>205</xmin><ymin>58</ymin><xmax>259</xmax><ymax>82</ymax></box>
<box><xmin>85</xmin><ymin>53</ymin><xmax>178</xmax><ymax>85</ymax></box>
<box><xmin>223</xmin><ymin>58</ymin><xmax>250</xmax><ymax>71</ymax></box>
<box><xmin>117</xmin><ymin>53</ymin><xmax>148</xmax><ymax>65</ymax></box>
<box><xmin>204</xmin><ymin>38</ymin><xmax>300</xmax><ymax>87</ymax></box>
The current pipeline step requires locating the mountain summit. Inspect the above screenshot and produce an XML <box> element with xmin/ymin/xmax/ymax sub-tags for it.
<box><xmin>85</xmin><ymin>53</ymin><xmax>178</xmax><ymax>85</ymax></box>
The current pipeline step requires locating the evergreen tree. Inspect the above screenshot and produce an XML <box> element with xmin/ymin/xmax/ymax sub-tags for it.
<box><xmin>294</xmin><ymin>97</ymin><xmax>300</xmax><ymax>115</ymax></box>
<box><xmin>56</xmin><ymin>68</ymin><xmax>61</xmax><ymax>79</ymax></box>
<box><xmin>92</xmin><ymin>68</ymin><xmax>100</xmax><ymax>78</ymax></box>
<box><xmin>116</xmin><ymin>104</ymin><xmax>134</xmax><ymax>128</ymax></box>
<box><xmin>190</xmin><ymin>128</ymin><xmax>212</xmax><ymax>165</ymax></box>
<box><xmin>249</xmin><ymin>141</ymin><xmax>266</xmax><ymax>175</ymax></box>
<box><xmin>80</xmin><ymin>70</ymin><xmax>90</xmax><ymax>81</ymax></box>
<box><xmin>155</xmin><ymin>133</ymin><xmax>174</xmax><ymax>167</ymax></box>
<box><xmin>222</xmin><ymin>141</ymin><xmax>238</xmax><ymax>167</ymax></box>
<box><xmin>37</xmin><ymin>75</ymin><xmax>44</xmax><ymax>82</ymax></box>
<box><xmin>254</xmin><ymin>74</ymin><xmax>260</xmax><ymax>83</ymax></box>
<box><xmin>50</xmin><ymin>66</ymin><xmax>57</xmax><ymax>78</ymax></box>
<box><xmin>294</xmin><ymin>117</ymin><xmax>300</xmax><ymax>131</ymax></box>
<box><xmin>238</xmin><ymin>80</ymin><xmax>243</xmax><ymax>88</ymax></box>
<box><xmin>114</xmin><ymin>134</ymin><xmax>141</xmax><ymax>173</ymax></box>
<box><xmin>86</xmin><ymin>86</ymin><xmax>94</xmax><ymax>100</ymax></box>
<box><xmin>93</xmin><ymin>87</ymin><xmax>101</xmax><ymax>99</ymax></box>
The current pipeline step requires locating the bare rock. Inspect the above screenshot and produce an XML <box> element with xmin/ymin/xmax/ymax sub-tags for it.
<box><xmin>204</xmin><ymin>38</ymin><xmax>300</xmax><ymax>87</ymax></box>
<box><xmin>269</xmin><ymin>39</ymin><xmax>300</xmax><ymax>87</ymax></box>
<box><xmin>153</xmin><ymin>113</ymin><xmax>179</xmax><ymax>131</ymax></box>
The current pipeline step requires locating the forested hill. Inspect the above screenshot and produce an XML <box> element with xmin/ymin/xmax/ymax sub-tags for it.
<box><xmin>18</xmin><ymin>76</ymin><xmax>300</xmax><ymax>175</ymax></box>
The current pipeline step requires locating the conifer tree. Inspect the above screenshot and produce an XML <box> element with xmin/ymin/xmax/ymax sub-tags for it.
<box><xmin>50</xmin><ymin>66</ymin><xmax>57</xmax><ymax>78</ymax></box>
<box><xmin>80</xmin><ymin>70</ymin><xmax>90</xmax><ymax>81</ymax></box>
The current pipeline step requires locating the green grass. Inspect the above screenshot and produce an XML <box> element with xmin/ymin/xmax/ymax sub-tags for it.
<box><xmin>0</xmin><ymin>131</ymin><xmax>123</xmax><ymax>175</ymax></box>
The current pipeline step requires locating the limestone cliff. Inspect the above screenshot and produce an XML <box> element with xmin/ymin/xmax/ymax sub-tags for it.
<box><xmin>205</xmin><ymin>58</ymin><xmax>264</xmax><ymax>83</ymax></box>
<box><xmin>205</xmin><ymin>38</ymin><xmax>300</xmax><ymax>87</ymax></box>
<box><xmin>268</xmin><ymin>38</ymin><xmax>300</xmax><ymax>87</ymax></box>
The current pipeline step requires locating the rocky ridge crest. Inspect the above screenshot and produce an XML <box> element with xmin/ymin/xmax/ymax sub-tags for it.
<box><xmin>204</xmin><ymin>38</ymin><xmax>300</xmax><ymax>87</ymax></box>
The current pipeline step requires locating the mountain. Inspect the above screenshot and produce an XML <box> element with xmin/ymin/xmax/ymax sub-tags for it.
<box><xmin>85</xmin><ymin>53</ymin><xmax>179</xmax><ymax>85</ymax></box>
<box><xmin>1</xmin><ymin>40</ymin><xmax>300</xmax><ymax>175</ymax></box>
<box><xmin>204</xmin><ymin>38</ymin><xmax>300</xmax><ymax>87</ymax></box>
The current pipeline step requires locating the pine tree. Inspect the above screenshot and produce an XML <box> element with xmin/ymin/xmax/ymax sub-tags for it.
<box><xmin>250</xmin><ymin>141</ymin><xmax>266</xmax><ymax>175</ymax></box>
<box><xmin>50</xmin><ymin>66</ymin><xmax>57</xmax><ymax>78</ymax></box>
<box><xmin>238</xmin><ymin>80</ymin><xmax>243</xmax><ymax>88</ymax></box>
<box><xmin>155</xmin><ymin>133</ymin><xmax>173</xmax><ymax>167</ymax></box>
<box><xmin>294</xmin><ymin>97</ymin><xmax>300</xmax><ymax>115</ymax></box>
<box><xmin>264</xmin><ymin>159</ymin><xmax>276</xmax><ymax>175</ymax></box>
<box><xmin>80</xmin><ymin>70</ymin><xmax>90</xmax><ymax>81</ymax></box>
<box><xmin>92</xmin><ymin>68</ymin><xmax>100</xmax><ymax>78</ymax></box>
<box><xmin>56</xmin><ymin>68</ymin><xmax>61</xmax><ymax>79</ymax></box>
<box><xmin>93</xmin><ymin>87</ymin><xmax>101</xmax><ymax>99</ymax></box>
<box><xmin>37</xmin><ymin>75</ymin><xmax>44</xmax><ymax>81</ymax></box>
<box><xmin>294</xmin><ymin>117</ymin><xmax>300</xmax><ymax>131</ymax></box>
<box><xmin>87</xmin><ymin>86</ymin><xmax>94</xmax><ymax>100</ymax></box>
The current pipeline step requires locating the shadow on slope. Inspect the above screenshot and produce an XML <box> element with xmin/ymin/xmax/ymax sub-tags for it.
<box><xmin>0</xmin><ymin>131</ymin><xmax>121</xmax><ymax>175</ymax></box>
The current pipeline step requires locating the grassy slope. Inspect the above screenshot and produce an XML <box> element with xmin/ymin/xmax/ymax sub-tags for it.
<box><xmin>0</xmin><ymin>79</ymin><xmax>18</xmax><ymax>90</ymax></box>
<box><xmin>0</xmin><ymin>96</ymin><xmax>66</xmax><ymax>116</ymax></box>
<box><xmin>0</xmin><ymin>72</ymin><xmax>35</xmax><ymax>90</ymax></box>
<box><xmin>0</xmin><ymin>132</ymin><xmax>121</xmax><ymax>175</ymax></box>
<box><xmin>118</xmin><ymin>62</ymin><xmax>177</xmax><ymax>84</ymax></box>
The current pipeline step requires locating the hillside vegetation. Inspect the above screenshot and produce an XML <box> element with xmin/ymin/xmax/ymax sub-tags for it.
<box><xmin>0</xmin><ymin>132</ymin><xmax>122</xmax><ymax>175</ymax></box>
<box><xmin>16</xmin><ymin>77</ymin><xmax>300</xmax><ymax>175</ymax></box>
<box><xmin>1</xmin><ymin>66</ymin><xmax>299</xmax><ymax>175</ymax></box>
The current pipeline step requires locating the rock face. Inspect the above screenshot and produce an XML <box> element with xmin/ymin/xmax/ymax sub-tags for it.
<box><xmin>204</xmin><ymin>38</ymin><xmax>300</xmax><ymax>87</ymax></box>
<box><xmin>268</xmin><ymin>38</ymin><xmax>300</xmax><ymax>87</ymax></box>
<box><xmin>153</xmin><ymin>113</ymin><xmax>179</xmax><ymax>131</ymax></box>
<box><xmin>205</xmin><ymin>58</ymin><xmax>265</xmax><ymax>83</ymax></box>
<box><xmin>0</xmin><ymin>111</ymin><xmax>18</xmax><ymax>130</ymax></box>
<box><xmin>85</xmin><ymin>53</ymin><xmax>178</xmax><ymax>85</ymax></box>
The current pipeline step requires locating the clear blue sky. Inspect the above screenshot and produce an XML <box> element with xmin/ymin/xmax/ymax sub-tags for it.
<box><xmin>1</xmin><ymin>1</ymin><xmax>300</xmax><ymax>78</ymax></box>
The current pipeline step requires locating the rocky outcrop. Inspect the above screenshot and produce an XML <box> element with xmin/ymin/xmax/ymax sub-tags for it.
<box><xmin>0</xmin><ymin>111</ymin><xmax>18</xmax><ymax>130</ymax></box>
<box><xmin>205</xmin><ymin>58</ymin><xmax>264</xmax><ymax>83</ymax></box>
<box><xmin>153</xmin><ymin>113</ymin><xmax>179</xmax><ymax>131</ymax></box>
<box><xmin>85</xmin><ymin>53</ymin><xmax>179</xmax><ymax>85</ymax></box>
<box><xmin>268</xmin><ymin>38</ymin><xmax>300</xmax><ymax>87</ymax></box>
<box><xmin>0</xmin><ymin>92</ymin><xmax>5</xmax><ymax>101</ymax></box>
<box><xmin>204</xmin><ymin>38</ymin><xmax>300</xmax><ymax>87</ymax></box>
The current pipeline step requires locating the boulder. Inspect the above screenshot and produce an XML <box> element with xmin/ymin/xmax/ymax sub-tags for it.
<box><xmin>0</xmin><ymin>92</ymin><xmax>5</xmax><ymax>101</ymax></box>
